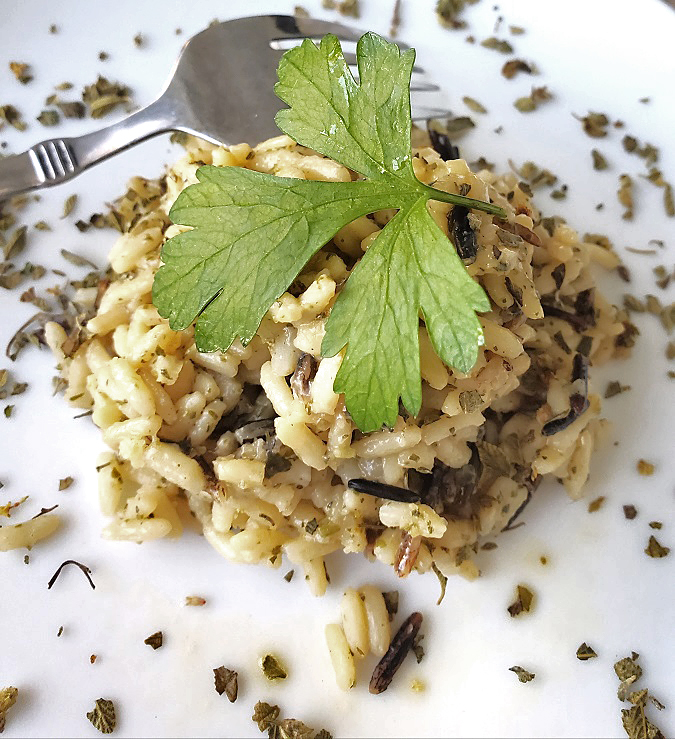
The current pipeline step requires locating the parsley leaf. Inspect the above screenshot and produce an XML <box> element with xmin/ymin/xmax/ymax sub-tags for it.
<box><xmin>153</xmin><ymin>32</ymin><xmax>502</xmax><ymax>431</ymax></box>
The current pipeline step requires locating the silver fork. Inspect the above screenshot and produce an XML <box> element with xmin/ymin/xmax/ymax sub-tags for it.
<box><xmin>0</xmin><ymin>15</ymin><xmax>448</xmax><ymax>201</ymax></box>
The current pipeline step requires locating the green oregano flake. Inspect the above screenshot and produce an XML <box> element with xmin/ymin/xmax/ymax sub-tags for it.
<box><xmin>509</xmin><ymin>666</ymin><xmax>535</xmax><ymax>683</ymax></box>
<box><xmin>260</xmin><ymin>654</ymin><xmax>287</xmax><ymax>681</ymax></box>
<box><xmin>576</xmin><ymin>642</ymin><xmax>598</xmax><ymax>660</ymax></box>
<box><xmin>507</xmin><ymin>584</ymin><xmax>534</xmax><ymax>617</ymax></box>
<box><xmin>86</xmin><ymin>698</ymin><xmax>116</xmax><ymax>734</ymax></box>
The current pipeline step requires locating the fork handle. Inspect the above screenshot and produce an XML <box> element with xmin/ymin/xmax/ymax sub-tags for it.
<box><xmin>0</xmin><ymin>96</ymin><xmax>177</xmax><ymax>200</ymax></box>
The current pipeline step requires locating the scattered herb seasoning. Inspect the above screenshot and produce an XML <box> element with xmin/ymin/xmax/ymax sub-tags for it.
<box><xmin>55</xmin><ymin>100</ymin><xmax>86</xmax><ymax>119</ymax></box>
<box><xmin>58</xmin><ymin>476</ymin><xmax>74</xmax><ymax>491</ymax></box>
<box><xmin>90</xmin><ymin>654</ymin><xmax>97</xmax><ymax>664</ymax></box>
<box><xmin>23</xmin><ymin>555</ymin><xmax>29</xmax><ymax>565</ymax></box>
<box><xmin>588</xmin><ymin>496</ymin><xmax>606</xmax><ymax>513</ymax></box>
<box><xmin>260</xmin><ymin>654</ymin><xmax>287</xmax><ymax>681</ymax></box>
<box><xmin>613</xmin><ymin>653</ymin><xmax>666</xmax><ymax>739</ymax></box>
<box><xmin>0</xmin><ymin>105</ymin><xmax>27</xmax><ymax>131</ymax></box>
<box><xmin>49</xmin><ymin>24</ymin><xmax>58</xmax><ymax>33</ymax></box>
<box><xmin>605</xmin><ymin>381</ymin><xmax>631</xmax><ymax>398</ymax></box>
<box><xmin>9</xmin><ymin>62</ymin><xmax>33</xmax><ymax>85</ymax></box>
<box><xmin>435</xmin><ymin>0</ymin><xmax>478</xmax><ymax>30</ymax></box>
<box><xmin>649</xmin><ymin>521</ymin><xmax>662</xmax><ymax>530</ymax></box>
<box><xmin>462</xmin><ymin>96</ymin><xmax>487</xmax><ymax>114</ymax></box>
<box><xmin>507</xmin><ymin>584</ymin><xmax>534</xmax><ymax>617</ymax></box>
<box><xmin>617</xmin><ymin>175</ymin><xmax>634</xmax><ymax>220</ymax></box>
<box><xmin>576</xmin><ymin>643</ymin><xmax>598</xmax><ymax>660</ymax></box>
<box><xmin>431</xmin><ymin>563</ymin><xmax>448</xmax><ymax>605</ymax></box>
<box><xmin>185</xmin><ymin>595</ymin><xmax>206</xmax><ymax>606</ymax></box>
<box><xmin>412</xmin><ymin>634</ymin><xmax>425</xmax><ymax>664</ymax></box>
<box><xmin>252</xmin><ymin>702</ymin><xmax>280</xmax><ymax>733</ymax></box>
<box><xmin>501</xmin><ymin>59</ymin><xmax>536</xmax><ymax>79</ymax></box>
<box><xmin>283</xmin><ymin>569</ymin><xmax>294</xmax><ymax>582</ymax></box>
<box><xmin>389</xmin><ymin>0</ymin><xmax>402</xmax><ymax>37</ymax></box>
<box><xmin>591</xmin><ymin>149</ymin><xmax>608</xmax><ymax>170</ymax></box>
<box><xmin>382</xmin><ymin>591</ymin><xmax>399</xmax><ymax>622</ymax></box>
<box><xmin>133</xmin><ymin>33</ymin><xmax>145</xmax><ymax>47</ymax></box>
<box><xmin>644</xmin><ymin>535</ymin><xmax>670</xmax><ymax>559</ymax></box>
<box><xmin>369</xmin><ymin>611</ymin><xmax>423</xmax><ymax>694</ymax></box>
<box><xmin>578</xmin><ymin>111</ymin><xmax>610</xmax><ymax>138</ymax></box>
<box><xmin>98</xmin><ymin>51</ymin><xmax>110</xmax><ymax>61</ymax></box>
<box><xmin>4</xmin><ymin>405</ymin><xmax>14</xmax><ymax>419</ymax></box>
<box><xmin>636</xmin><ymin>459</ymin><xmax>655</xmax><ymax>476</ymax></box>
<box><xmin>623</xmin><ymin>505</ymin><xmax>638</xmax><ymax>520</ymax></box>
<box><xmin>82</xmin><ymin>76</ymin><xmax>133</xmax><ymax>119</ymax></box>
<box><xmin>86</xmin><ymin>698</ymin><xmax>116</xmax><ymax>734</ymax></box>
<box><xmin>36</xmin><ymin>110</ymin><xmax>60</xmax><ymax>126</ymax></box>
<box><xmin>509</xmin><ymin>666</ymin><xmax>535</xmax><ymax>683</ymax></box>
<box><xmin>47</xmin><ymin>560</ymin><xmax>95</xmax><ymax>590</ymax></box>
<box><xmin>57</xmin><ymin>626</ymin><xmax>64</xmax><ymax>637</ymax></box>
<box><xmin>514</xmin><ymin>86</ymin><xmax>552</xmax><ymax>113</ymax></box>
<box><xmin>459</xmin><ymin>389</ymin><xmax>483</xmax><ymax>413</ymax></box>
<box><xmin>213</xmin><ymin>666</ymin><xmax>238</xmax><ymax>702</ymax></box>
<box><xmin>481</xmin><ymin>37</ymin><xmax>514</xmax><ymax>53</ymax></box>
<box><xmin>0</xmin><ymin>687</ymin><xmax>18</xmax><ymax>733</ymax></box>
<box><xmin>347</xmin><ymin>478</ymin><xmax>421</xmax><ymax>504</ymax></box>
<box><xmin>144</xmin><ymin>631</ymin><xmax>163</xmax><ymax>650</ymax></box>
<box><xmin>61</xmin><ymin>195</ymin><xmax>78</xmax><ymax>219</ymax></box>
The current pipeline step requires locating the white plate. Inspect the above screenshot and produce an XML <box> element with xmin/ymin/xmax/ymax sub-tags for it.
<box><xmin>1</xmin><ymin>1</ymin><xmax>673</xmax><ymax>737</ymax></box>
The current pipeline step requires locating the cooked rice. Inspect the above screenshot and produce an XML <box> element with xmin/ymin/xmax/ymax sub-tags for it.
<box><xmin>46</xmin><ymin>133</ymin><xmax>631</xmax><ymax>592</ymax></box>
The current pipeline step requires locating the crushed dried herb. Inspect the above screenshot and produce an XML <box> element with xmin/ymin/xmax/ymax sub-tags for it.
<box><xmin>509</xmin><ymin>666</ymin><xmax>535</xmax><ymax>683</ymax></box>
<box><xmin>636</xmin><ymin>459</ymin><xmax>655</xmax><ymax>476</ymax></box>
<box><xmin>58</xmin><ymin>476</ymin><xmax>74</xmax><ymax>491</ymax></box>
<box><xmin>0</xmin><ymin>105</ymin><xmax>27</xmax><ymax>131</ymax></box>
<box><xmin>578</xmin><ymin>111</ymin><xmax>610</xmax><ymax>138</ymax></box>
<box><xmin>623</xmin><ymin>505</ymin><xmax>638</xmax><ymax>520</ymax></box>
<box><xmin>61</xmin><ymin>195</ymin><xmax>78</xmax><ymax>219</ymax></box>
<box><xmin>576</xmin><ymin>642</ymin><xmax>598</xmax><ymax>660</ymax></box>
<box><xmin>592</xmin><ymin>149</ymin><xmax>609</xmax><ymax>170</ymax></box>
<box><xmin>605</xmin><ymin>381</ymin><xmax>631</xmax><ymax>398</ymax></box>
<box><xmin>462</xmin><ymin>96</ymin><xmax>487</xmax><ymax>114</ymax></box>
<box><xmin>36</xmin><ymin>110</ymin><xmax>59</xmax><ymax>126</ymax></box>
<box><xmin>618</xmin><ymin>174</ymin><xmax>634</xmax><ymax>220</ymax></box>
<box><xmin>260</xmin><ymin>654</ymin><xmax>287</xmax><ymax>680</ymax></box>
<box><xmin>213</xmin><ymin>666</ymin><xmax>238</xmax><ymax>702</ymax></box>
<box><xmin>144</xmin><ymin>631</ymin><xmax>163</xmax><ymax>650</ymax></box>
<box><xmin>382</xmin><ymin>591</ymin><xmax>399</xmax><ymax>621</ymax></box>
<box><xmin>86</xmin><ymin>698</ymin><xmax>116</xmax><ymax>734</ymax></box>
<box><xmin>0</xmin><ymin>687</ymin><xmax>18</xmax><ymax>733</ymax></box>
<box><xmin>501</xmin><ymin>59</ymin><xmax>536</xmax><ymax>79</ymax></box>
<box><xmin>588</xmin><ymin>496</ymin><xmax>606</xmax><ymax>513</ymax></box>
<box><xmin>645</xmin><ymin>535</ymin><xmax>669</xmax><ymax>559</ymax></box>
<box><xmin>481</xmin><ymin>37</ymin><xmax>514</xmax><ymax>53</ymax></box>
<box><xmin>507</xmin><ymin>584</ymin><xmax>534</xmax><ymax>617</ymax></box>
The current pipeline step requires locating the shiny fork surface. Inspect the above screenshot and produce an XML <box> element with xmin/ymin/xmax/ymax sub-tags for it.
<box><xmin>0</xmin><ymin>15</ymin><xmax>448</xmax><ymax>200</ymax></box>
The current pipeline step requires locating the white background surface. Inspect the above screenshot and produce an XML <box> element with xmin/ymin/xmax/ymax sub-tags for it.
<box><xmin>1</xmin><ymin>0</ymin><xmax>674</xmax><ymax>737</ymax></box>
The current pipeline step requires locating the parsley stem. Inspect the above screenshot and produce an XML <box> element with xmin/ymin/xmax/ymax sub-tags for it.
<box><xmin>421</xmin><ymin>184</ymin><xmax>506</xmax><ymax>217</ymax></box>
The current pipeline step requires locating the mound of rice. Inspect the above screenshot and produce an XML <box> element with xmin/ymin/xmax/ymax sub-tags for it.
<box><xmin>46</xmin><ymin>132</ymin><xmax>632</xmax><ymax>594</ymax></box>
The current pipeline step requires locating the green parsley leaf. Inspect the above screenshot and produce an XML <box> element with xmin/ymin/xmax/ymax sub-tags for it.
<box><xmin>152</xmin><ymin>33</ymin><xmax>502</xmax><ymax>431</ymax></box>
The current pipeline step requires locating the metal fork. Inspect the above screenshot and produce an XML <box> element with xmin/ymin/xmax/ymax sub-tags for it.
<box><xmin>0</xmin><ymin>15</ymin><xmax>448</xmax><ymax>200</ymax></box>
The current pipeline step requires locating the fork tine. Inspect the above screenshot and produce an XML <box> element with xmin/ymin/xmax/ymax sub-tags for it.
<box><xmin>410</xmin><ymin>106</ymin><xmax>452</xmax><ymax>121</ymax></box>
<box><xmin>272</xmin><ymin>15</ymin><xmax>365</xmax><ymax>44</ymax></box>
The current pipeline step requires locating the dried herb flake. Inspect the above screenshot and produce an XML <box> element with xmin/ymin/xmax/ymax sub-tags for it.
<box><xmin>261</xmin><ymin>654</ymin><xmax>287</xmax><ymax>681</ymax></box>
<box><xmin>645</xmin><ymin>535</ymin><xmax>669</xmax><ymax>559</ymax></box>
<box><xmin>144</xmin><ymin>631</ymin><xmax>163</xmax><ymax>650</ymax></box>
<box><xmin>0</xmin><ymin>687</ymin><xmax>18</xmax><ymax>733</ymax></box>
<box><xmin>576</xmin><ymin>642</ymin><xmax>598</xmax><ymax>660</ymax></box>
<box><xmin>509</xmin><ymin>666</ymin><xmax>535</xmax><ymax>683</ymax></box>
<box><xmin>213</xmin><ymin>666</ymin><xmax>238</xmax><ymax>702</ymax></box>
<box><xmin>507</xmin><ymin>584</ymin><xmax>534</xmax><ymax>617</ymax></box>
<box><xmin>86</xmin><ymin>698</ymin><xmax>116</xmax><ymax>734</ymax></box>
